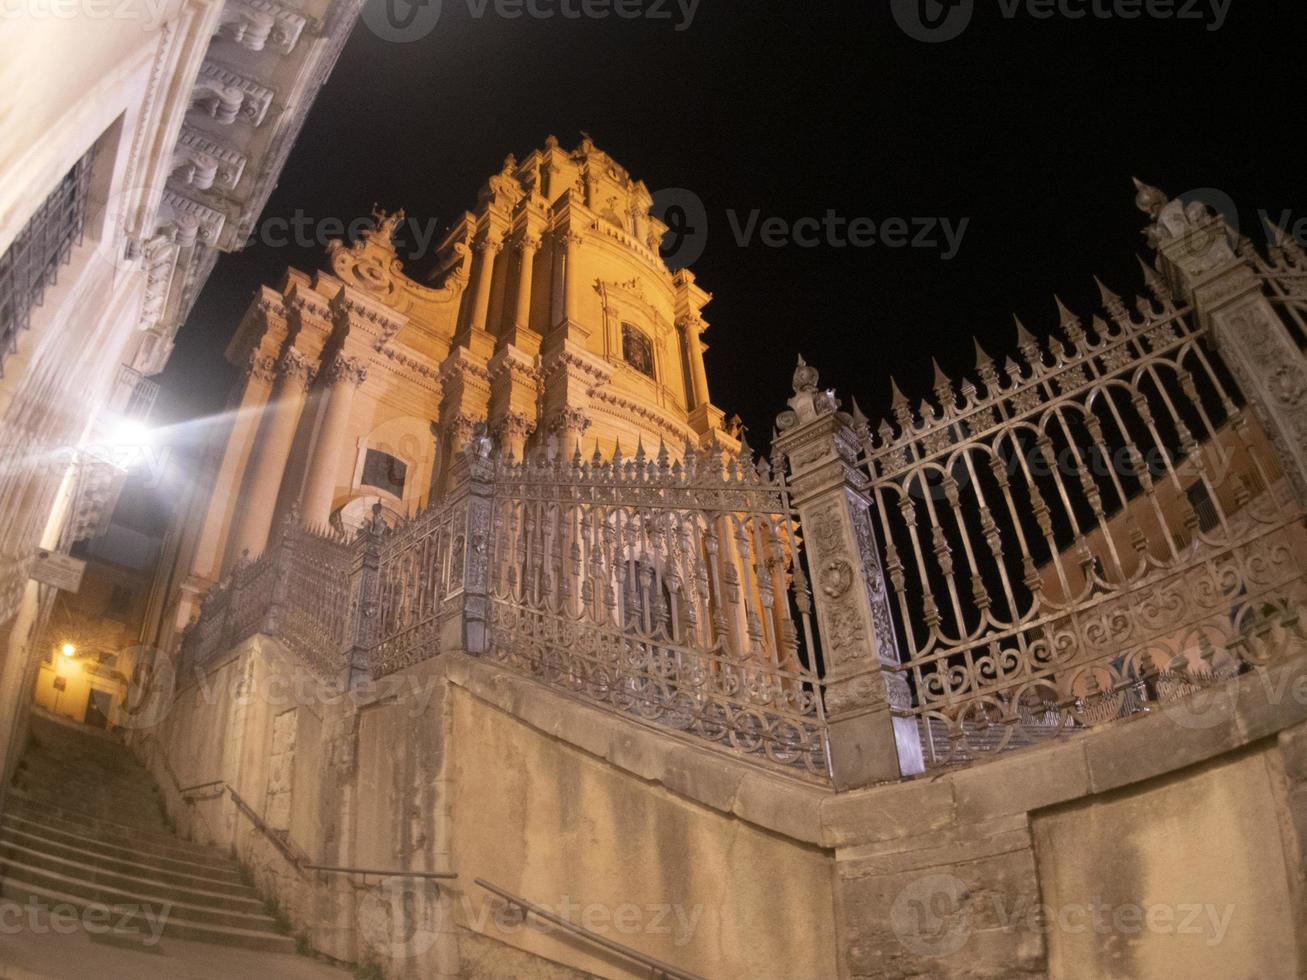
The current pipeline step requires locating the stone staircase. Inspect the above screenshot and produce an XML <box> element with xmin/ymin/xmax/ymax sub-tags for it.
<box><xmin>1</xmin><ymin>711</ymin><xmax>295</xmax><ymax>953</ymax></box>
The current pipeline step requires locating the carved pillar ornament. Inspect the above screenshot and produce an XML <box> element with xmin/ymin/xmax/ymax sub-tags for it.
<box><xmin>228</xmin><ymin>347</ymin><xmax>317</xmax><ymax>564</ymax></box>
<box><xmin>301</xmin><ymin>354</ymin><xmax>369</xmax><ymax>525</ymax></box>
<box><xmin>678</xmin><ymin>314</ymin><xmax>711</xmax><ymax>409</ymax></box>
<box><xmin>558</xmin><ymin>230</ymin><xmax>586</xmax><ymax>329</ymax></box>
<box><xmin>774</xmin><ymin>356</ymin><xmax>924</xmax><ymax>788</ymax></box>
<box><xmin>469</xmin><ymin>235</ymin><xmax>503</xmax><ymax>334</ymax></box>
<box><xmin>1137</xmin><ymin>181</ymin><xmax>1307</xmax><ymax>505</ymax></box>
<box><xmin>549</xmin><ymin>406</ymin><xmax>591</xmax><ymax>459</ymax></box>
<box><xmin>491</xmin><ymin>411</ymin><xmax>535</xmax><ymax>460</ymax></box>
<box><xmin>513</xmin><ymin>233</ymin><xmax>541</xmax><ymax>339</ymax></box>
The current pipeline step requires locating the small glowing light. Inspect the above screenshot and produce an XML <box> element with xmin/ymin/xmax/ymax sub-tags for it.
<box><xmin>60</xmin><ymin>643</ymin><xmax>76</xmax><ymax>658</ymax></box>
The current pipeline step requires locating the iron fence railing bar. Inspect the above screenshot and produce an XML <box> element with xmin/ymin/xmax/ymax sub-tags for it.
<box><xmin>473</xmin><ymin>878</ymin><xmax>707</xmax><ymax>980</ymax></box>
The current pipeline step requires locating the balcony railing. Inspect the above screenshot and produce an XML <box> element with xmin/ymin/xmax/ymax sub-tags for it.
<box><xmin>0</xmin><ymin>148</ymin><xmax>97</xmax><ymax>377</ymax></box>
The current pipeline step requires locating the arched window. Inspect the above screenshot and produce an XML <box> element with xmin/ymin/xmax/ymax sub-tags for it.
<box><xmin>621</xmin><ymin>322</ymin><xmax>655</xmax><ymax>379</ymax></box>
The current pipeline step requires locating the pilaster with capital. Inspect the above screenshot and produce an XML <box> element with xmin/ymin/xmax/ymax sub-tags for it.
<box><xmin>469</xmin><ymin>234</ymin><xmax>503</xmax><ymax>335</ymax></box>
<box><xmin>228</xmin><ymin>346</ymin><xmax>318</xmax><ymax>564</ymax></box>
<box><xmin>774</xmin><ymin>358</ymin><xmax>924</xmax><ymax>788</ymax></box>
<box><xmin>539</xmin><ymin>338</ymin><xmax>611</xmax><ymax>459</ymax></box>
<box><xmin>508</xmin><ymin>232</ymin><xmax>543</xmax><ymax>353</ymax></box>
<box><xmin>301</xmin><ymin>353</ymin><xmax>369</xmax><ymax>525</ymax></box>
<box><xmin>1137</xmin><ymin>184</ymin><xmax>1307</xmax><ymax>505</ymax></box>
<box><xmin>434</xmin><ymin>347</ymin><xmax>493</xmax><ymax>494</ymax></box>
<box><xmin>487</xmin><ymin>345</ymin><xmax>540</xmax><ymax>460</ymax></box>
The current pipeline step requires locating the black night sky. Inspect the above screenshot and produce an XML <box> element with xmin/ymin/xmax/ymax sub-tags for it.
<box><xmin>156</xmin><ymin>0</ymin><xmax>1307</xmax><ymax>455</ymax></box>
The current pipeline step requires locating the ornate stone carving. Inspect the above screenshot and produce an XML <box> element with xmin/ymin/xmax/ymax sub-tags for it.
<box><xmin>217</xmin><ymin>0</ymin><xmax>307</xmax><ymax>54</ymax></box>
<box><xmin>278</xmin><ymin>348</ymin><xmax>317</xmax><ymax>387</ymax></box>
<box><xmin>193</xmin><ymin>62</ymin><xmax>274</xmax><ymax>127</ymax></box>
<box><xmin>549</xmin><ymin>407</ymin><xmax>591</xmax><ymax>436</ymax></box>
<box><xmin>245</xmin><ymin>353</ymin><xmax>278</xmax><ymax>384</ymax></box>
<box><xmin>327</xmin><ymin>354</ymin><xmax>368</xmax><ymax>387</ymax></box>
<box><xmin>172</xmin><ymin>127</ymin><xmax>247</xmax><ymax>192</ymax></box>
<box><xmin>492</xmin><ymin>412</ymin><xmax>536</xmax><ymax>444</ymax></box>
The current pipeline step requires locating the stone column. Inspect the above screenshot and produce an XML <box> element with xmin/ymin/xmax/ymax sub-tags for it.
<box><xmin>228</xmin><ymin>349</ymin><xmax>316</xmax><ymax>562</ymax></box>
<box><xmin>1136</xmin><ymin>183</ymin><xmax>1307</xmax><ymax>505</ymax></box>
<box><xmin>300</xmin><ymin>354</ymin><xmax>368</xmax><ymax>526</ymax></box>
<box><xmin>679</xmin><ymin>314</ymin><xmax>711</xmax><ymax>409</ymax></box>
<box><xmin>469</xmin><ymin>236</ymin><xmax>502</xmax><ymax>334</ymax></box>
<box><xmin>559</xmin><ymin>230</ymin><xmax>585</xmax><ymax>329</ymax></box>
<box><xmin>774</xmin><ymin>358</ymin><xmax>924</xmax><ymax>789</ymax></box>
<box><xmin>189</xmin><ymin>349</ymin><xmax>279</xmax><ymax>582</ymax></box>
<box><xmin>513</xmin><ymin>234</ymin><xmax>540</xmax><ymax>335</ymax></box>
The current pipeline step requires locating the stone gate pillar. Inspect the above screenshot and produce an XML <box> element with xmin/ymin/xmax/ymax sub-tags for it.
<box><xmin>775</xmin><ymin>358</ymin><xmax>924</xmax><ymax>789</ymax></box>
<box><xmin>1137</xmin><ymin>181</ymin><xmax>1307</xmax><ymax>505</ymax></box>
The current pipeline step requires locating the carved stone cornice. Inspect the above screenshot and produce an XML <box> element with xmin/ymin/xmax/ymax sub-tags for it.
<box><xmin>588</xmin><ymin>389</ymin><xmax>694</xmax><ymax>443</ymax></box>
<box><xmin>172</xmin><ymin>127</ymin><xmax>248</xmax><ymax>192</ymax></box>
<box><xmin>286</xmin><ymin>289</ymin><xmax>334</xmax><ymax>323</ymax></box>
<box><xmin>538</xmin><ymin>343</ymin><xmax>612</xmax><ymax>390</ymax></box>
<box><xmin>193</xmin><ymin>62</ymin><xmax>275</xmax><ymax>127</ymax></box>
<box><xmin>217</xmin><ymin>0</ymin><xmax>307</xmax><ymax>54</ymax></box>
<box><xmin>160</xmin><ymin>190</ymin><xmax>225</xmax><ymax>248</ymax></box>
<box><xmin>487</xmin><ymin>345</ymin><xmax>539</xmax><ymax>387</ymax></box>
<box><xmin>329</xmin><ymin>289</ymin><xmax>408</xmax><ymax>350</ymax></box>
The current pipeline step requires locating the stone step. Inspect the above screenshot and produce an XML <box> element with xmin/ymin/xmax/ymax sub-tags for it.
<box><xmin>0</xmin><ymin>877</ymin><xmax>297</xmax><ymax>954</ymax></box>
<box><xmin>0</xmin><ymin>855</ymin><xmax>283</xmax><ymax>933</ymax></box>
<box><xmin>0</xmin><ymin>839</ymin><xmax>266</xmax><ymax>915</ymax></box>
<box><xmin>0</xmin><ymin>823</ymin><xmax>254</xmax><ymax>897</ymax></box>
<box><xmin>5</xmin><ymin>798</ymin><xmax>234</xmax><ymax>866</ymax></box>
<box><xmin>2</xmin><ymin>814</ymin><xmax>243</xmax><ymax>883</ymax></box>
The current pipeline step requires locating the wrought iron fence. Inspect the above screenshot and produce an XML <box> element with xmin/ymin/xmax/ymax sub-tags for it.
<box><xmin>1251</xmin><ymin>231</ymin><xmax>1307</xmax><ymax>351</ymax></box>
<box><xmin>371</xmin><ymin>495</ymin><xmax>466</xmax><ymax>678</ymax></box>
<box><xmin>849</xmin><ymin>274</ymin><xmax>1307</xmax><ymax>768</ymax></box>
<box><xmin>484</xmin><ymin>443</ymin><xmax>828</xmax><ymax>778</ymax></box>
<box><xmin>178</xmin><ymin>515</ymin><xmax>358</xmax><ymax>681</ymax></box>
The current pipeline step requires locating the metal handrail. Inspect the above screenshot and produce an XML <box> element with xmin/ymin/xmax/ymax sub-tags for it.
<box><xmin>179</xmin><ymin>779</ymin><xmax>310</xmax><ymax>870</ymax></box>
<box><xmin>301</xmin><ymin>864</ymin><xmax>457</xmax><ymax>881</ymax></box>
<box><xmin>473</xmin><ymin>878</ymin><xmax>706</xmax><ymax>980</ymax></box>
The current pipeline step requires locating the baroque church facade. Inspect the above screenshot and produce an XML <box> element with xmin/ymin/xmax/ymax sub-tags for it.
<box><xmin>150</xmin><ymin>138</ymin><xmax>739</xmax><ymax>653</ymax></box>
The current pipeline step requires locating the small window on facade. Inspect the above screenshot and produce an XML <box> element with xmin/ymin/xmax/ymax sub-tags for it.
<box><xmin>362</xmin><ymin>449</ymin><xmax>407</xmax><ymax>498</ymax></box>
<box><xmin>621</xmin><ymin>322</ymin><xmax>655</xmax><ymax>379</ymax></box>
<box><xmin>107</xmin><ymin>583</ymin><xmax>134</xmax><ymax>620</ymax></box>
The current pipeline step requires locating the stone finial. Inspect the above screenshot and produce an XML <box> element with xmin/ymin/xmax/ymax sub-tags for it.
<box><xmin>792</xmin><ymin>354</ymin><xmax>819</xmax><ymax>394</ymax></box>
<box><xmin>368</xmin><ymin>205</ymin><xmax>406</xmax><ymax>249</ymax></box>
<box><xmin>1133</xmin><ymin>177</ymin><xmax>1169</xmax><ymax>219</ymax></box>
<box><xmin>777</xmin><ymin>355</ymin><xmax>839</xmax><ymax>430</ymax></box>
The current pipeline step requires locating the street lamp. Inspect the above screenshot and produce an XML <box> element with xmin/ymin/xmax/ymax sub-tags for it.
<box><xmin>60</xmin><ymin>643</ymin><xmax>76</xmax><ymax>658</ymax></box>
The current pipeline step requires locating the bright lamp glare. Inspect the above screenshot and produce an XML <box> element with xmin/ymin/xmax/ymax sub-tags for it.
<box><xmin>60</xmin><ymin>643</ymin><xmax>76</xmax><ymax>658</ymax></box>
<box><xmin>109</xmin><ymin>420</ymin><xmax>153</xmax><ymax>449</ymax></box>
